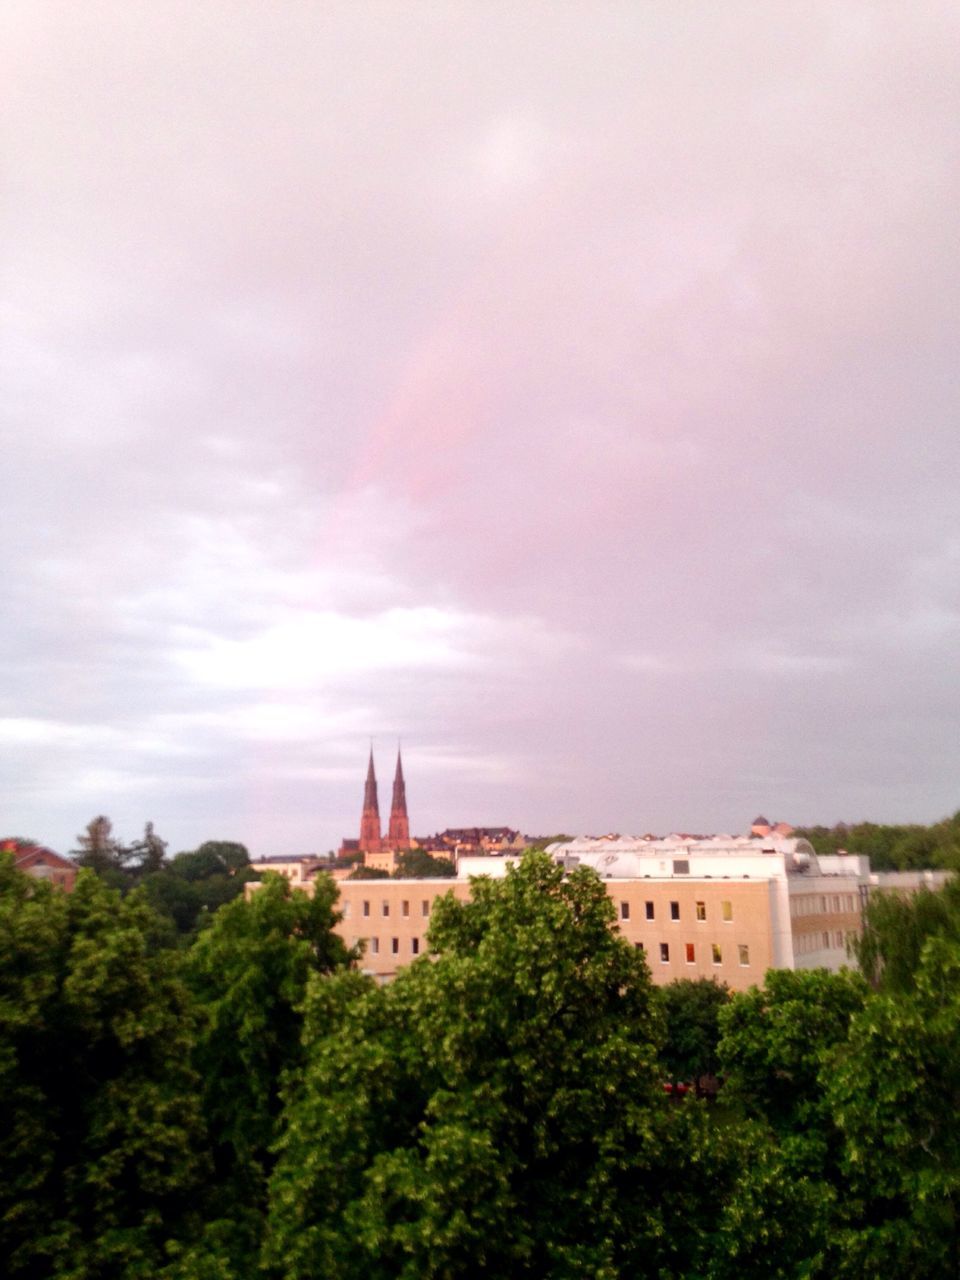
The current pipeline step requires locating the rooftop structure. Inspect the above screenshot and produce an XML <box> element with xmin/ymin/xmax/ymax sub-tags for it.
<box><xmin>2</xmin><ymin>839</ymin><xmax>77</xmax><ymax>892</ymax></box>
<box><xmin>250</xmin><ymin>819</ymin><xmax>953</xmax><ymax>989</ymax></box>
<box><xmin>342</xmin><ymin>747</ymin><xmax>413</xmax><ymax>863</ymax></box>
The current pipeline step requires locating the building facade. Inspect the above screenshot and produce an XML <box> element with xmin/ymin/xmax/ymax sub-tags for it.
<box><xmin>2</xmin><ymin>839</ymin><xmax>77</xmax><ymax>892</ymax></box>
<box><xmin>339</xmin><ymin>748</ymin><xmax>413</xmax><ymax>871</ymax></box>
<box><xmin>252</xmin><ymin>816</ymin><xmax>951</xmax><ymax>989</ymax></box>
<box><xmin>329</xmin><ymin>834</ymin><xmax>948</xmax><ymax>988</ymax></box>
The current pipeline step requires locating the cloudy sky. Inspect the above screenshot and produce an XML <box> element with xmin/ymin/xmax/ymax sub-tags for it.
<box><xmin>3</xmin><ymin>2</ymin><xmax>959</xmax><ymax>856</ymax></box>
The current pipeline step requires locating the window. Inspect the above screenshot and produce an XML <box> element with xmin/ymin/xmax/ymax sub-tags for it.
<box><xmin>422</xmin><ymin>899</ymin><xmax>430</xmax><ymax>916</ymax></box>
<box><xmin>672</xmin><ymin>859</ymin><xmax>690</xmax><ymax>875</ymax></box>
<box><xmin>721</xmin><ymin>900</ymin><xmax>733</xmax><ymax>922</ymax></box>
<box><xmin>670</xmin><ymin>901</ymin><xmax>680</xmax><ymax>921</ymax></box>
<box><xmin>382</xmin><ymin>901</ymin><xmax>390</xmax><ymax>917</ymax></box>
<box><xmin>696</xmin><ymin>900</ymin><xmax>706</xmax><ymax>921</ymax></box>
<box><xmin>833</xmin><ymin>930</ymin><xmax>844</xmax><ymax>948</ymax></box>
<box><xmin>712</xmin><ymin>943</ymin><xmax>722</xmax><ymax>965</ymax></box>
<box><xmin>659</xmin><ymin>942</ymin><xmax>670</xmax><ymax>963</ymax></box>
<box><xmin>411</xmin><ymin>937</ymin><xmax>420</xmax><ymax>955</ymax></box>
<box><xmin>685</xmin><ymin>943</ymin><xmax>695</xmax><ymax>964</ymax></box>
<box><xmin>634</xmin><ymin>941</ymin><xmax>645</xmax><ymax>952</ymax></box>
<box><xmin>620</xmin><ymin>901</ymin><xmax>630</xmax><ymax>921</ymax></box>
<box><xmin>738</xmin><ymin>944</ymin><xmax>750</xmax><ymax>966</ymax></box>
<box><xmin>402</xmin><ymin>899</ymin><xmax>410</xmax><ymax>917</ymax></box>
<box><xmin>362</xmin><ymin>900</ymin><xmax>371</xmax><ymax>918</ymax></box>
<box><xmin>369</xmin><ymin>937</ymin><xmax>379</xmax><ymax>955</ymax></box>
<box><xmin>645</xmin><ymin>901</ymin><xmax>655</xmax><ymax>920</ymax></box>
<box><xmin>391</xmin><ymin>937</ymin><xmax>400</xmax><ymax>955</ymax></box>
<box><xmin>342</xmin><ymin>901</ymin><xmax>351</xmax><ymax>918</ymax></box>
<box><xmin>822</xmin><ymin>931</ymin><xmax>830</xmax><ymax>948</ymax></box>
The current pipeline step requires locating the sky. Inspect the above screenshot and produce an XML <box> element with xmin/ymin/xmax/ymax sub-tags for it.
<box><xmin>3</xmin><ymin>2</ymin><xmax>959</xmax><ymax>856</ymax></box>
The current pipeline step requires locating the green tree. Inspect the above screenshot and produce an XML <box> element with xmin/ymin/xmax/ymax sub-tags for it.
<box><xmin>127</xmin><ymin>820</ymin><xmax>168</xmax><ymax>875</ymax></box>
<box><xmin>794</xmin><ymin>812</ymin><xmax>960</xmax><ymax>872</ymax></box>
<box><xmin>266</xmin><ymin>854</ymin><xmax>718</xmax><ymax>1280</ymax></box>
<box><xmin>658</xmin><ymin>977</ymin><xmax>730</xmax><ymax>1087</ymax></box>
<box><xmin>185</xmin><ymin>874</ymin><xmax>354</xmax><ymax>1265</ymax></box>
<box><xmin>392</xmin><ymin>848</ymin><xmax>456</xmax><ymax>878</ymax></box>
<box><xmin>194</xmin><ymin>840</ymin><xmax>249</xmax><ymax>872</ymax></box>
<box><xmin>854</xmin><ymin>879</ymin><xmax>960</xmax><ymax>993</ymax></box>
<box><xmin>141</xmin><ymin>872</ymin><xmax>204</xmax><ymax>936</ymax></box>
<box><xmin>718</xmin><ymin>967</ymin><xmax>868</xmax><ymax>1137</ymax></box>
<box><xmin>0</xmin><ymin>856</ymin><xmax>208</xmax><ymax>1278</ymax></box>
<box><xmin>71</xmin><ymin>814</ymin><xmax>125</xmax><ymax>884</ymax></box>
<box><xmin>137</xmin><ymin>841</ymin><xmax>256</xmax><ymax>938</ymax></box>
<box><xmin>824</xmin><ymin>937</ymin><xmax>960</xmax><ymax>1277</ymax></box>
<box><xmin>708</xmin><ymin>968</ymin><xmax>869</xmax><ymax>1279</ymax></box>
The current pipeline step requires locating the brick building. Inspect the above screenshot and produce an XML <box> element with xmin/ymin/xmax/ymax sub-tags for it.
<box><xmin>2</xmin><ymin>839</ymin><xmax>77</xmax><ymax>892</ymax></box>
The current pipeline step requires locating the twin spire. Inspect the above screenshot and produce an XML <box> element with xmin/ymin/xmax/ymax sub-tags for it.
<box><xmin>359</xmin><ymin>746</ymin><xmax>410</xmax><ymax>852</ymax></box>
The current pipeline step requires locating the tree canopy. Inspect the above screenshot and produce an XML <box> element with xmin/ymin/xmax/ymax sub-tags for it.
<box><xmin>4</xmin><ymin>842</ymin><xmax>960</xmax><ymax>1278</ymax></box>
<box><xmin>265</xmin><ymin>853</ymin><xmax>718</xmax><ymax>1279</ymax></box>
<box><xmin>69</xmin><ymin>815</ymin><xmax>255</xmax><ymax>937</ymax></box>
<box><xmin>658</xmin><ymin>977</ymin><xmax>730</xmax><ymax>1085</ymax></box>
<box><xmin>0</xmin><ymin>857</ymin><xmax>209</xmax><ymax>1278</ymax></box>
<box><xmin>392</xmin><ymin>847</ymin><xmax>456</xmax><ymax>877</ymax></box>
<box><xmin>795</xmin><ymin>811</ymin><xmax>960</xmax><ymax>871</ymax></box>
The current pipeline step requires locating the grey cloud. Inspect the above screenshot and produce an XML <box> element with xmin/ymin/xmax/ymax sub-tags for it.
<box><xmin>2</xmin><ymin>2</ymin><xmax>959</xmax><ymax>853</ymax></box>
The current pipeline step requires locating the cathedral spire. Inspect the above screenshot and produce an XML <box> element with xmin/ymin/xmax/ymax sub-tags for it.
<box><xmin>387</xmin><ymin>746</ymin><xmax>411</xmax><ymax>849</ymax></box>
<box><xmin>359</xmin><ymin>747</ymin><xmax>381</xmax><ymax>852</ymax></box>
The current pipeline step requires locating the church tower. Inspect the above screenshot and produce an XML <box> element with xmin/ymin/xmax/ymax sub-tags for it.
<box><xmin>387</xmin><ymin>748</ymin><xmax>412</xmax><ymax>850</ymax></box>
<box><xmin>358</xmin><ymin>748</ymin><xmax>382</xmax><ymax>852</ymax></box>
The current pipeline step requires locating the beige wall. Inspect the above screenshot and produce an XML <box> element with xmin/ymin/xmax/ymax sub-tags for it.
<box><xmin>788</xmin><ymin>884</ymin><xmax>862</xmax><ymax>969</ymax></box>
<box><xmin>332</xmin><ymin>875</ymin><xmax>783</xmax><ymax>991</ymax></box>
<box><xmin>363</xmin><ymin>848</ymin><xmax>400</xmax><ymax>874</ymax></box>
<box><xmin>608</xmin><ymin>880</ymin><xmax>775</xmax><ymax>991</ymax></box>
<box><xmin>336</xmin><ymin>878</ymin><xmax>471</xmax><ymax>977</ymax></box>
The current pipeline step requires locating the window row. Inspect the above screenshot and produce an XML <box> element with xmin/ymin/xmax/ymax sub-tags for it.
<box><xmin>633</xmin><ymin>940</ymin><xmax>750</xmax><ymax>966</ymax></box>
<box><xmin>619</xmin><ymin>899</ymin><xmax>734</xmax><ymax>923</ymax></box>
<box><xmin>789</xmin><ymin>893</ymin><xmax>858</xmax><ymax>917</ymax></box>
<box><xmin>357</xmin><ymin>936</ymin><xmax>422</xmax><ymax>957</ymax></box>
<box><xmin>794</xmin><ymin>929</ymin><xmax>857</xmax><ymax>955</ymax></box>
<box><xmin>343</xmin><ymin>898</ymin><xmax>434</xmax><ymax>920</ymax></box>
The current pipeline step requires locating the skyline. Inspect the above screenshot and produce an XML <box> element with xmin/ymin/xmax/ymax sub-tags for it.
<box><xmin>3</xmin><ymin>2</ymin><xmax>959</xmax><ymax>856</ymax></box>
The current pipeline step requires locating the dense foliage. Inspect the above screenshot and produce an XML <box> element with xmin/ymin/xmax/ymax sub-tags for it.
<box><xmin>70</xmin><ymin>816</ymin><xmax>258</xmax><ymax>937</ymax></box>
<box><xmin>3</xmin><ymin>848</ymin><xmax>960</xmax><ymax>1278</ymax></box>
<box><xmin>265</xmin><ymin>855</ymin><xmax>721</xmax><ymax>1279</ymax></box>
<box><xmin>795</xmin><ymin>809</ymin><xmax>960</xmax><ymax>870</ymax></box>
<box><xmin>657</xmin><ymin>976</ymin><xmax>730</xmax><ymax>1086</ymax></box>
<box><xmin>391</xmin><ymin>847</ymin><xmax>456</xmax><ymax>877</ymax></box>
<box><xmin>0</xmin><ymin>857</ymin><xmax>209</xmax><ymax>1277</ymax></box>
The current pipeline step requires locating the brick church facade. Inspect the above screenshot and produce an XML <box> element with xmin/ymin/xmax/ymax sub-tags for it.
<box><xmin>341</xmin><ymin>748</ymin><xmax>413</xmax><ymax>872</ymax></box>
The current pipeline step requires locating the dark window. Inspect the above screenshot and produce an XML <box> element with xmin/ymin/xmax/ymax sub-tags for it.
<box><xmin>620</xmin><ymin>901</ymin><xmax>630</xmax><ymax>920</ymax></box>
<box><xmin>670</xmin><ymin>901</ymin><xmax>680</xmax><ymax>921</ymax></box>
<box><xmin>659</xmin><ymin>942</ymin><xmax>670</xmax><ymax>963</ymax></box>
<box><xmin>645</xmin><ymin>901</ymin><xmax>655</xmax><ymax>920</ymax></box>
<box><xmin>673</xmin><ymin>859</ymin><xmax>690</xmax><ymax>875</ymax></box>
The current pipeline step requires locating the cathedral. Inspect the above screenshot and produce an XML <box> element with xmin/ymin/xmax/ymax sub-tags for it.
<box><xmin>340</xmin><ymin>748</ymin><xmax>412</xmax><ymax>869</ymax></box>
